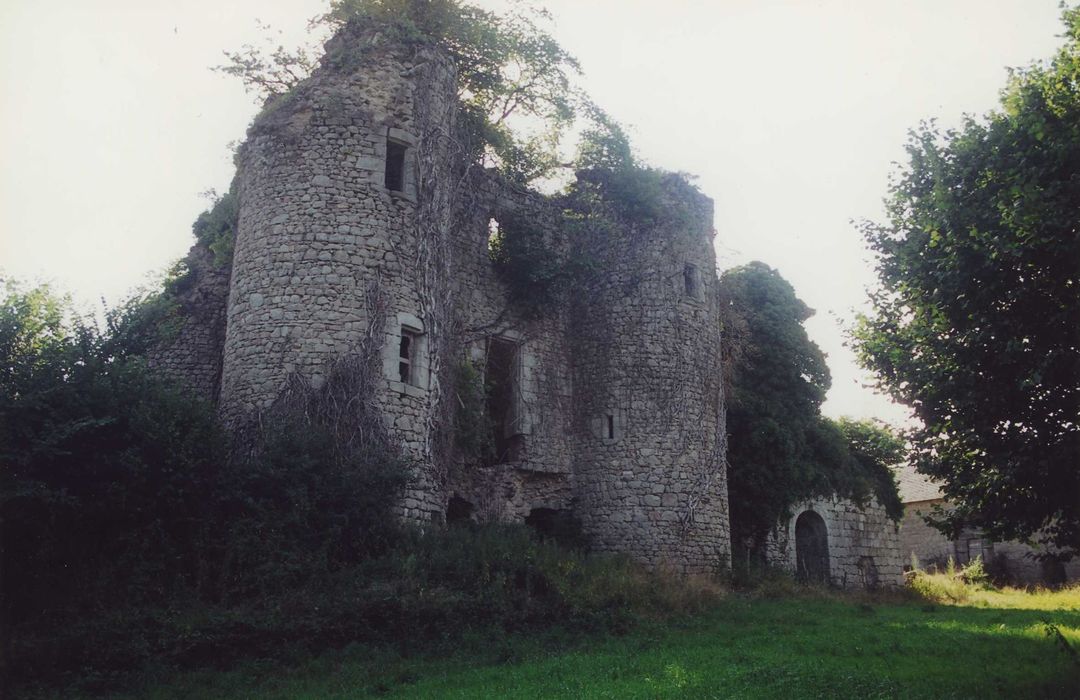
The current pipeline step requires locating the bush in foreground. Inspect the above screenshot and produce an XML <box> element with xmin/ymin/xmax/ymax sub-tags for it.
<box><xmin>9</xmin><ymin>524</ymin><xmax>725</xmax><ymax>694</ymax></box>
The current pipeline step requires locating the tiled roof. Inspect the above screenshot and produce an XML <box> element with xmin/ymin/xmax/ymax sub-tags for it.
<box><xmin>892</xmin><ymin>463</ymin><xmax>944</xmax><ymax>503</ymax></box>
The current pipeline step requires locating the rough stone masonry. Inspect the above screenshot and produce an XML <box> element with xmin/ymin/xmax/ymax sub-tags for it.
<box><xmin>150</xmin><ymin>22</ymin><xmax>901</xmax><ymax>582</ymax></box>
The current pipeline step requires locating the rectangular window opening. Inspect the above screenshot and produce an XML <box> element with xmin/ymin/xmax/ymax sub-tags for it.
<box><xmin>399</xmin><ymin>329</ymin><xmax>417</xmax><ymax>384</ymax></box>
<box><xmin>484</xmin><ymin>337</ymin><xmax>522</xmax><ymax>465</ymax></box>
<box><xmin>683</xmin><ymin>263</ymin><xmax>699</xmax><ymax>299</ymax></box>
<box><xmin>606</xmin><ymin>414</ymin><xmax>615</xmax><ymax>440</ymax></box>
<box><xmin>385</xmin><ymin>139</ymin><xmax>407</xmax><ymax>192</ymax></box>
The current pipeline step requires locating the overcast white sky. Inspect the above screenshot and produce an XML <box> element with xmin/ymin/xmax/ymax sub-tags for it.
<box><xmin>0</xmin><ymin>0</ymin><xmax>1067</xmax><ymax>426</ymax></box>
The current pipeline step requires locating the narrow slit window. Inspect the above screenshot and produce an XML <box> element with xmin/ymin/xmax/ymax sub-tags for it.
<box><xmin>606</xmin><ymin>414</ymin><xmax>615</xmax><ymax>440</ymax></box>
<box><xmin>487</xmin><ymin>217</ymin><xmax>501</xmax><ymax>251</ymax></box>
<box><xmin>385</xmin><ymin>139</ymin><xmax>407</xmax><ymax>192</ymax></box>
<box><xmin>683</xmin><ymin>263</ymin><xmax>699</xmax><ymax>299</ymax></box>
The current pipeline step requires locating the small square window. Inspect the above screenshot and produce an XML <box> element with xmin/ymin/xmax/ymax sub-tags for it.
<box><xmin>385</xmin><ymin>139</ymin><xmax>407</xmax><ymax>192</ymax></box>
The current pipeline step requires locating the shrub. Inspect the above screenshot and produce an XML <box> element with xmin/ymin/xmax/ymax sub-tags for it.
<box><xmin>960</xmin><ymin>556</ymin><xmax>991</xmax><ymax>589</ymax></box>
<box><xmin>1</xmin><ymin>281</ymin><xmax>227</xmax><ymax>621</ymax></box>
<box><xmin>906</xmin><ymin>556</ymin><xmax>993</xmax><ymax>604</ymax></box>
<box><xmin>9</xmin><ymin>524</ymin><xmax>725</xmax><ymax>694</ymax></box>
<box><xmin>908</xmin><ymin>570</ymin><xmax>972</xmax><ymax>604</ymax></box>
<box><xmin>212</xmin><ymin>423</ymin><xmax>411</xmax><ymax>602</ymax></box>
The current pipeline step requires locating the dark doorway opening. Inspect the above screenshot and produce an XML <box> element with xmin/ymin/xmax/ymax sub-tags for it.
<box><xmin>524</xmin><ymin>508</ymin><xmax>585</xmax><ymax>549</ymax></box>
<box><xmin>795</xmin><ymin>510</ymin><xmax>829</xmax><ymax>584</ymax></box>
<box><xmin>446</xmin><ymin>496</ymin><xmax>474</xmax><ymax>526</ymax></box>
<box><xmin>485</xmin><ymin>337</ymin><xmax>523</xmax><ymax>465</ymax></box>
<box><xmin>385</xmin><ymin>139</ymin><xmax>406</xmax><ymax>191</ymax></box>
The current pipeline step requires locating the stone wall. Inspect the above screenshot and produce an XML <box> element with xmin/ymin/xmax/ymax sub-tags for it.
<box><xmin>441</xmin><ymin>174</ymin><xmax>577</xmax><ymax>523</ymax></box>
<box><xmin>570</xmin><ymin>176</ymin><xmax>730</xmax><ymax>574</ymax></box>
<box><xmin>768</xmin><ymin>496</ymin><xmax>904</xmax><ymax>588</ymax></box>
<box><xmin>146</xmin><ymin>244</ymin><xmax>230</xmax><ymax>402</ymax></box>
<box><xmin>899</xmin><ymin>500</ymin><xmax>1080</xmax><ymax>584</ymax></box>
<box><xmin>217</xmin><ymin>32</ymin><xmax>461</xmax><ymax>520</ymax></box>
<box><xmin>161</xmin><ymin>24</ymin><xmax>735</xmax><ymax>573</ymax></box>
<box><xmin>898</xmin><ymin>500</ymin><xmax>954</xmax><ymax>570</ymax></box>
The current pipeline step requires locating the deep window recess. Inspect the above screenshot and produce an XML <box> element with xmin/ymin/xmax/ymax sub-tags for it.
<box><xmin>606</xmin><ymin>414</ymin><xmax>615</xmax><ymax>440</ymax></box>
<box><xmin>385</xmin><ymin>139</ymin><xmax>407</xmax><ymax>191</ymax></box>
<box><xmin>485</xmin><ymin>337</ymin><xmax>523</xmax><ymax>465</ymax></box>
<box><xmin>488</xmin><ymin>217</ymin><xmax>501</xmax><ymax>251</ymax></box>
<box><xmin>683</xmin><ymin>263</ymin><xmax>699</xmax><ymax>298</ymax></box>
<box><xmin>399</xmin><ymin>328</ymin><xmax>419</xmax><ymax>384</ymax></box>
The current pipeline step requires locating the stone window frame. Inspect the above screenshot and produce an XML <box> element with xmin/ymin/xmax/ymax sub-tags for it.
<box><xmin>382</xmin><ymin>127</ymin><xmax>417</xmax><ymax>202</ymax></box>
<box><xmin>591</xmin><ymin>407</ymin><xmax>627</xmax><ymax>443</ymax></box>
<box><xmin>957</xmin><ymin>534</ymin><xmax>994</xmax><ymax>565</ymax></box>
<box><xmin>682</xmin><ymin>262</ymin><xmax>703</xmax><ymax>301</ymax></box>
<box><xmin>398</xmin><ymin>327</ymin><xmax>420</xmax><ymax>384</ymax></box>
<box><xmin>473</xmin><ymin>330</ymin><xmax>535</xmax><ymax>438</ymax></box>
<box><xmin>384</xmin><ymin>312</ymin><xmax>429</xmax><ymax>397</ymax></box>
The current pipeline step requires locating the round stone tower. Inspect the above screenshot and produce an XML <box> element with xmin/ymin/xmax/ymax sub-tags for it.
<box><xmin>570</xmin><ymin>174</ymin><xmax>731</xmax><ymax>573</ymax></box>
<box><xmin>219</xmin><ymin>26</ymin><xmax>460</xmax><ymax>520</ymax></box>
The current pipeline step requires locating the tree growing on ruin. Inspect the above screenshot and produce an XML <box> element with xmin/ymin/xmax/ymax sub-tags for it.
<box><xmin>218</xmin><ymin>0</ymin><xmax>587</xmax><ymax>184</ymax></box>
<box><xmin>720</xmin><ymin>262</ymin><xmax>901</xmax><ymax>563</ymax></box>
<box><xmin>854</xmin><ymin>6</ymin><xmax>1080</xmax><ymax>558</ymax></box>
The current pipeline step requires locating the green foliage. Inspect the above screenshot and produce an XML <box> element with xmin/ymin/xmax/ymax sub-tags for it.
<box><xmin>452</xmin><ymin>359</ymin><xmax>495</xmax><ymax>462</ymax></box>
<box><xmin>575</xmin><ymin>106</ymin><xmax>636</xmax><ymax>172</ymax></box>
<box><xmin>214</xmin><ymin>424</ymin><xmax>410</xmax><ymax>601</ymax></box>
<box><xmin>719</xmin><ymin>262</ymin><xmax>832</xmax><ymax>550</ymax></box>
<box><xmin>834</xmin><ymin>417</ymin><xmax>905</xmax><ymax>521</ymax></box>
<box><xmin>103</xmin><ymin>185</ymin><xmax>239</xmax><ymax>353</ymax></box>
<box><xmin>1</xmin><ymin>280</ymin><xmax>410</xmax><ymax>684</ymax></box>
<box><xmin>908</xmin><ymin>556</ymin><xmax>996</xmax><ymax>604</ymax></box>
<box><xmin>10</xmin><ymin>524</ymin><xmax>722</xmax><ymax>693</ymax></box>
<box><xmin>319</xmin><ymin>0</ymin><xmax>583</xmax><ymax>184</ymax></box>
<box><xmin>104</xmin><ymin>261</ymin><xmax>191</xmax><ymax>354</ymax></box>
<box><xmin>908</xmin><ymin>567</ymin><xmax>974</xmax><ymax>605</ymax></box>
<box><xmin>1</xmin><ymin>280</ymin><xmax>225</xmax><ymax>620</ymax></box>
<box><xmin>214</xmin><ymin>19</ymin><xmax>316</xmax><ymax>98</ymax></box>
<box><xmin>720</xmin><ymin>263</ymin><xmax>903</xmax><ymax>556</ymax></box>
<box><xmin>569</xmin><ymin>109</ymin><xmax>690</xmax><ymax>225</ymax></box>
<box><xmin>961</xmin><ymin>556</ymin><xmax>991</xmax><ymax>588</ymax></box>
<box><xmin>853</xmin><ymin>7</ymin><xmax>1080</xmax><ymax>556</ymax></box>
<box><xmin>192</xmin><ymin>187</ymin><xmax>239</xmax><ymax>268</ymax></box>
<box><xmin>489</xmin><ymin>213</ymin><xmax>590</xmax><ymax>319</ymax></box>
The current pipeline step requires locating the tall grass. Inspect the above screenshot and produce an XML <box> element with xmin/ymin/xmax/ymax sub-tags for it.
<box><xmin>9</xmin><ymin>524</ymin><xmax>727</xmax><ymax>696</ymax></box>
<box><xmin>908</xmin><ymin>556</ymin><xmax>1080</xmax><ymax>610</ymax></box>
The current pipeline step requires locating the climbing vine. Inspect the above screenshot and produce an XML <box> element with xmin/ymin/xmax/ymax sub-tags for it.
<box><xmin>488</xmin><ymin>213</ymin><xmax>592</xmax><ymax>320</ymax></box>
<box><xmin>451</xmin><ymin>359</ymin><xmax>495</xmax><ymax>464</ymax></box>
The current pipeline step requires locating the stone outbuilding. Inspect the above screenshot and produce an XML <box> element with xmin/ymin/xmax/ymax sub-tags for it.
<box><xmin>766</xmin><ymin>496</ymin><xmax>904</xmax><ymax>589</ymax></box>
<box><xmin>894</xmin><ymin>464</ymin><xmax>1078</xmax><ymax>585</ymax></box>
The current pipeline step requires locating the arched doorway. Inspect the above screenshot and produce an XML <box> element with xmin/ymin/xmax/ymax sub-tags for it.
<box><xmin>795</xmin><ymin>510</ymin><xmax>829</xmax><ymax>584</ymax></box>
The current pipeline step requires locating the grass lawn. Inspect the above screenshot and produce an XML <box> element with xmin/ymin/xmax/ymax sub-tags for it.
<box><xmin>114</xmin><ymin>585</ymin><xmax>1079</xmax><ymax>699</ymax></box>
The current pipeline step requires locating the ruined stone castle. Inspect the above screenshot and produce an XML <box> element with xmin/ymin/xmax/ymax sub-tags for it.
<box><xmin>152</xmin><ymin>24</ymin><xmax>901</xmax><ymax>582</ymax></box>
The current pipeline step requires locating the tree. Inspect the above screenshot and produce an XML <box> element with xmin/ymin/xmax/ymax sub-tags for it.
<box><xmin>834</xmin><ymin>417</ymin><xmax>904</xmax><ymax>522</ymax></box>
<box><xmin>720</xmin><ymin>263</ymin><xmax>901</xmax><ymax>561</ymax></box>
<box><xmin>218</xmin><ymin>0</ymin><xmax>586</xmax><ymax>185</ymax></box>
<box><xmin>0</xmin><ymin>280</ymin><xmax>224</xmax><ymax>618</ymax></box>
<box><xmin>1</xmin><ymin>278</ymin><xmax>410</xmax><ymax>620</ymax></box>
<box><xmin>854</xmin><ymin>7</ymin><xmax>1080</xmax><ymax>557</ymax></box>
